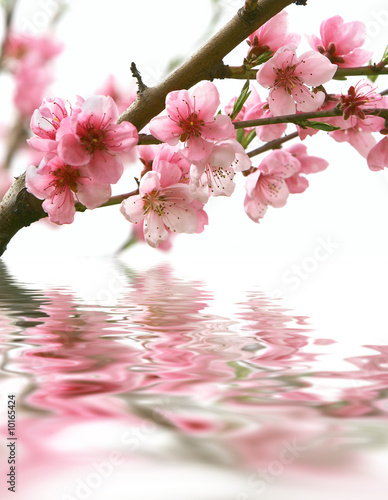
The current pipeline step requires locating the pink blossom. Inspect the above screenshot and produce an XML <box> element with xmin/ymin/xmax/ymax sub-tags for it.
<box><xmin>95</xmin><ymin>74</ymin><xmax>137</xmax><ymax>115</ymax></box>
<box><xmin>367</xmin><ymin>136</ymin><xmax>388</xmax><ymax>171</ymax></box>
<box><xmin>190</xmin><ymin>141</ymin><xmax>251</xmax><ymax>203</ymax></box>
<box><xmin>152</xmin><ymin>143</ymin><xmax>192</xmax><ymax>184</ymax></box>
<box><xmin>120</xmin><ymin>171</ymin><xmax>207</xmax><ymax>247</ymax></box>
<box><xmin>246</xmin><ymin>10</ymin><xmax>300</xmax><ymax>61</ymax></box>
<box><xmin>285</xmin><ymin>143</ymin><xmax>328</xmax><ymax>193</ymax></box>
<box><xmin>339</xmin><ymin>81</ymin><xmax>381</xmax><ymax>122</ymax></box>
<box><xmin>56</xmin><ymin>95</ymin><xmax>138</xmax><ymax>184</ymax></box>
<box><xmin>27</xmin><ymin>97</ymin><xmax>77</xmax><ymax>152</ymax></box>
<box><xmin>13</xmin><ymin>60</ymin><xmax>53</xmax><ymax>118</ymax></box>
<box><xmin>329</xmin><ymin>93</ymin><xmax>386</xmax><ymax>158</ymax></box>
<box><xmin>149</xmin><ymin>82</ymin><xmax>235</xmax><ymax>161</ymax></box>
<box><xmin>244</xmin><ymin>149</ymin><xmax>301</xmax><ymax>222</ymax></box>
<box><xmin>3</xmin><ymin>32</ymin><xmax>63</xmax><ymax>70</ymax></box>
<box><xmin>307</xmin><ymin>16</ymin><xmax>372</xmax><ymax>67</ymax></box>
<box><xmin>257</xmin><ymin>45</ymin><xmax>337</xmax><ymax>116</ymax></box>
<box><xmin>26</xmin><ymin>154</ymin><xmax>111</xmax><ymax>224</ymax></box>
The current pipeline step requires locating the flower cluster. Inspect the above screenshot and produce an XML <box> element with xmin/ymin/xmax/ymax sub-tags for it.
<box><xmin>120</xmin><ymin>82</ymin><xmax>251</xmax><ymax>247</ymax></box>
<box><xmin>2</xmin><ymin>7</ymin><xmax>387</xmax><ymax>253</ymax></box>
<box><xmin>26</xmin><ymin>96</ymin><xmax>138</xmax><ymax>224</ymax></box>
<box><xmin>3</xmin><ymin>32</ymin><xmax>63</xmax><ymax>117</ymax></box>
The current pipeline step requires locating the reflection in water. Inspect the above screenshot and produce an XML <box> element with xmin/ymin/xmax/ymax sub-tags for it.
<box><xmin>0</xmin><ymin>261</ymin><xmax>387</xmax><ymax>500</ymax></box>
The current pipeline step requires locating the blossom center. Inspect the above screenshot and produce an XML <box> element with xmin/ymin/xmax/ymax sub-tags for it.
<box><xmin>143</xmin><ymin>191</ymin><xmax>166</xmax><ymax>216</ymax></box>
<box><xmin>274</xmin><ymin>64</ymin><xmax>302</xmax><ymax>94</ymax></box>
<box><xmin>49</xmin><ymin>165</ymin><xmax>80</xmax><ymax>194</ymax></box>
<box><xmin>179</xmin><ymin>112</ymin><xmax>204</xmax><ymax>141</ymax></box>
<box><xmin>340</xmin><ymin>83</ymin><xmax>380</xmax><ymax>120</ymax></box>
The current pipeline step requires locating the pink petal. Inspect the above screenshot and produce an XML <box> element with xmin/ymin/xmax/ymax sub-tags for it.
<box><xmin>42</xmin><ymin>189</ymin><xmax>75</xmax><ymax>225</ymax></box>
<box><xmin>183</xmin><ymin>136</ymin><xmax>214</xmax><ymax>161</ymax></box>
<box><xmin>201</xmin><ymin>114</ymin><xmax>235</xmax><ymax>141</ymax></box>
<box><xmin>149</xmin><ymin>115</ymin><xmax>181</xmax><ymax>144</ymax></box>
<box><xmin>120</xmin><ymin>195</ymin><xmax>146</xmax><ymax>223</ymax></box>
<box><xmin>144</xmin><ymin>210</ymin><xmax>169</xmax><ymax>247</ymax></box>
<box><xmin>88</xmin><ymin>151</ymin><xmax>124</xmax><ymax>184</ymax></box>
<box><xmin>292</xmin><ymin>87</ymin><xmax>325</xmax><ymax>113</ymax></box>
<box><xmin>330</xmin><ymin>129</ymin><xmax>377</xmax><ymax>158</ymax></box>
<box><xmin>244</xmin><ymin>194</ymin><xmax>268</xmax><ymax>222</ymax></box>
<box><xmin>192</xmin><ymin>82</ymin><xmax>220</xmax><ymax>121</ymax></box>
<box><xmin>286</xmin><ymin>174</ymin><xmax>309</xmax><ymax>193</ymax></box>
<box><xmin>78</xmin><ymin>95</ymin><xmax>118</xmax><ymax>128</ymax></box>
<box><xmin>105</xmin><ymin>121</ymin><xmax>138</xmax><ymax>152</ymax></box>
<box><xmin>139</xmin><ymin>171</ymin><xmax>162</xmax><ymax>196</ymax></box>
<box><xmin>367</xmin><ymin>137</ymin><xmax>388</xmax><ymax>171</ymax></box>
<box><xmin>77</xmin><ymin>179</ymin><xmax>111</xmax><ymax>209</ymax></box>
<box><xmin>297</xmin><ymin>51</ymin><xmax>337</xmax><ymax>86</ymax></box>
<box><xmin>268</xmin><ymin>87</ymin><xmax>296</xmax><ymax>116</ymax></box>
<box><xmin>25</xmin><ymin>164</ymin><xmax>53</xmax><ymax>199</ymax></box>
<box><xmin>260</xmin><ymin>175</ymin><xmax>290</xmax><ymax>207</ymax></box>
<box><xmin>58</xmin><ymin>134</ymin><xmax>89</xmax><ymax>166</ymax></box>
<box><xmin>27</xmin><ymin>136</ymin><xmax>58</xmax><ymax>152</ymax></box>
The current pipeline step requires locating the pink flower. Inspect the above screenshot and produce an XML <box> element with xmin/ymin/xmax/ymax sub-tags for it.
<box><xmin>190</xmin><ymin>141</ymin><xmax>251</xmax><ymax>203</ymax></box>
<box><xmin>246</xmin><ymin>10</ymin><xmax>300</xmax><ymax>61</ymax></box>
<box><xmin>367</xmin><ymin>136</ymin><xmax>388</xmax><ymax>171</ymax></box>
<box><xmin>95</xmin><ymin>74</ymin><xmax>137</xmax><ymax>115</ymax></box>
<box><xmin>329</xmin><ymin>93</ymin><xmax>386</xmax><ymax>158</ymax></box>
<box><xmin>244</xmin><ymin>149</ymin><xmax>301</xmax><ymax>222</ymax></box>
<box><xmin>120</xmin><ymin>171</ymin><xmax>208</xmax><ymax>247</ymax></box>
<box><xmin>339</xmin><ymin>81</ymin><xmax>381</xmax><ymax>122</ymax></box>
<box><xmin>56</xmin><ymin>95</ymin><xmax>138</xmax><ymax>184</ymax></box>
<box><xmin>26</xmin><ymin>154</ymin><xmax>111</xmax><ymax>224</ymax></box>
<box><xmin>257</xmin><ymin>45</ymin><xmax>337</xmax><ymax>116</ymax></box>
<box><xmin>13</xmin><ymin>60</ymin><xmax>53</xmax><ymax>118</ymax></box>
<box><xmin>27</xmin><ymin>97</ymin><xmax>77</xmax><ymax>152</ymax></box>
<box><xmin>149</xmin><ymin>82</ymin><xmax>235</xmax><ymax>161</ymax></box>
<box><xmin>3</xmin><ymin>32</ymin><xmax>62</xmax><ymax>69</ymax></box>
<box><xmin>285</xmin><ymin>143</ymin><xmax>328</xmax><ymax>193</ymax></box>
<box><xmin>307</xmin><ymin>16</ymin><xmax>372</xmax><ymax>67</ymax></box>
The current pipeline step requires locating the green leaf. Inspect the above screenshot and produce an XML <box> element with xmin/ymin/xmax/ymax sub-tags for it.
<box><xmin>235</xmin><ymin>128</ymin><xmax>245</xmax><ymax>144</ymax></box>
<box><xmin>303</xmin><ymin>120</ymin><xmax>340</xmax><ymax>132</ymax></box>
<box><xmin>241</xmin><ymin>129</ymin><xmax>257</xmax><ymax>149</ymax></box>
<box><xmin>254</xmin><ymin>50</ymin><xmax>274</xmax><ymax>66</ymax></box>
<box><xmin>382</xmin><ymin>45</ymin><xmax>388</xmax><ymax>63</ymax></box>
<box><xmin>230</xmin><ymin>80</ymin><xmax>251</xmax><ymax>121</ymax></box>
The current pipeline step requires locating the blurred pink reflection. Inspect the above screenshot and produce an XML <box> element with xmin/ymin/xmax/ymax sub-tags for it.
<box><xmin>0</xmin><ymin>264</ymin><xmax>387</xmax><ymax>499</ymax></box>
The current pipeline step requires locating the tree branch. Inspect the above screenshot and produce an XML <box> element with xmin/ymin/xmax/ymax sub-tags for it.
<box><xmin>215</xmin><ymin>64</ymin><xmax>388</xmax><ymax>80</ymax></box>
<box><xmin>0</xmin><ymin>0</ymin><xmax>303</xmax><ymax>256</ymax></box>
<box><xmin>117</xmin><ymin>0</ymin><xmax>296</xmax><ymax>130</ymax></box>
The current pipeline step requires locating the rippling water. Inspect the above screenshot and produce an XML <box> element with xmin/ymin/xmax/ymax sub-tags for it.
<box><xmin>0</xmin><ymin>260</ymin><xmax>387</xmax><ymax>500</ymax></box>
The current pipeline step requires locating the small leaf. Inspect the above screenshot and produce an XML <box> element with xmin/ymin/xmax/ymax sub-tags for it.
<box><xmin>230</xmin><ymin>80</ymin><xmax>251</xmax><ymax>121</ymax></box>
<box><xmin>235</xmin><ymin>128</ymin><xmax>245</xmax><ymax>144</ymax></box>
<box><xmin>382</xmin><ymin>45</ymin><xmax>388</xmax><ymax>62</ymax></box>
<box><xmin>241</xmin><ymin>129</ymin><xmax>257</xmax><ymax>149</ymax></box>
<box><xmin>303</xmin><ymin>120</ymin><xmax>340</xmax><ymax>132</ymax></box>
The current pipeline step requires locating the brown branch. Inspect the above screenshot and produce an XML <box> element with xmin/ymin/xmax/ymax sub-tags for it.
<box><xmin>0</xmin><ymin>0</ymin><xmax>300</xmax><ymax>256</ymax></box>
<box><xmin>247</xmin><ymin>131</ymin><xmax>299</xmax><ymax>158</ymax></box>
<box><xmin>215</xmin><ymin>64</ymin><xmax>388</xmax><ymax>81</ymax></box>
<box><xmin>117</xmin><ymin>0</ymin><xmax>296</xmax><ymax>130</ymax></box>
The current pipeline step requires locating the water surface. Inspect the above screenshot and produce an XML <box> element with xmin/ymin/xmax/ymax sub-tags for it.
<box><xmin>0</xmin><ymin>260</ymin><xmax>387</xmax><ymax>500</ymax></box>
